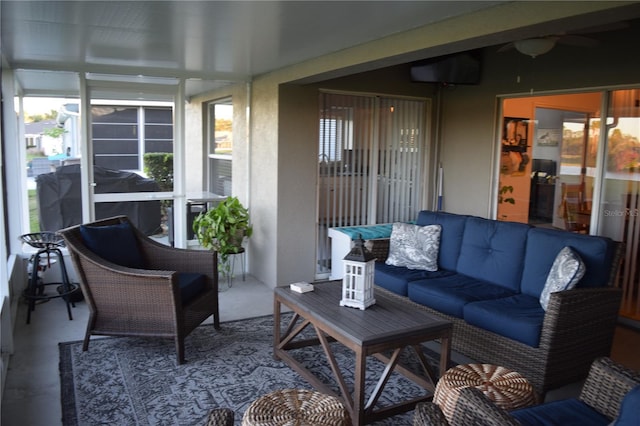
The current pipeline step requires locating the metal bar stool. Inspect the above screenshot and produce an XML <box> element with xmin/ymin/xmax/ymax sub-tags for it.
<box><xmin>21</xmin><ymin>232</ymin><xmax>78</xmax><ymax>324</ymax></box>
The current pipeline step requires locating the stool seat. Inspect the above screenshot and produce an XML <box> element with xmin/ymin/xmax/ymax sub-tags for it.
<box><xmin>241</xmin><ymin>389</ymin><xmax>349</xmax><ymax>426</ymax></box>
<box><xmin>433</xmin><ymin>364</ymin><xmax>537</xmax><ymax>423</ymax></box>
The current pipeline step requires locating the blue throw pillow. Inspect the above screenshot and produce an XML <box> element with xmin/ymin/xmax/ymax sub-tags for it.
<box><xmin>80</xmin><ymin>222</ymin><xmax>145</xmax><ymax>269</ymax></box>
<box><xmin>613</xmin><ymin>385</ymin><xmax>640</xmax><ymax>425</ymax></box>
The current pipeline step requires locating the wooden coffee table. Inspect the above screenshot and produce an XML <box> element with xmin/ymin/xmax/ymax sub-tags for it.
<box><xmin>273</xmin><ymin>282</ymin><xmax>452</xmax><ymax>425</ymax></box>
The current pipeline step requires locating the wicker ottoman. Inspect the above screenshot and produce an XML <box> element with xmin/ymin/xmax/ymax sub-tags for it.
<box><xmin>433</xmin><ymin>364</ymin><xmax>537</xmax><ymax>422</ymax></box>
<box><xmin>241</xmin><ymin>389</ymin><xmax>349</xmax><ymax>426</ymax></box>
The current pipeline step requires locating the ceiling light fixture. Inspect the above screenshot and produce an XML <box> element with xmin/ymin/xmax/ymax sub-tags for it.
<box><xmin>513</xmin><ymin>38</ymin><xmax>557</xmax><ymax>58</ymax></box>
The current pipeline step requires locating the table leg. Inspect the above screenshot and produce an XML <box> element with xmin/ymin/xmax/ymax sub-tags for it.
<box><xmin>273</xmin><ymin>297</ymin><xmax>281</xmax><ymax>361</ymax></box>
<box><xmin>439</xmin><ymin>331</ymin><xmax>452</xmax><ymax>379</ymax></box>
<box><xmin>352</xmin><ymin>349</ymin><xmax>367</xmax><ymax>425</ymax></box>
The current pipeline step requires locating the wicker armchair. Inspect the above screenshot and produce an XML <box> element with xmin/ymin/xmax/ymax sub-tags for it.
<box><xmin>58</xmin><ymin>215</ymin><xmax>220</xmax><ymax>364</ymax></box>
<box><xmin>414</xmin><ymin>357</ymin><xmax>640</xmax><ymax>425</ymax></box>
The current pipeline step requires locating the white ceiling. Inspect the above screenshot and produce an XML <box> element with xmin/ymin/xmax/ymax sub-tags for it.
<box><xmin>0</xmin><ymin>0</ymin><xmax>504</xmax><ymax>98</ymax></box>
<box><xmin>3</xmin><ymin>1</ymin><xmax>640</xmax><ymax>99</ymax></box>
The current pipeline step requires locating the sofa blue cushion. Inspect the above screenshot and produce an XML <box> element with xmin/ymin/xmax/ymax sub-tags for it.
<box><xmin>463</xmin><ymin>294</ymin><xmax>545</xmax><ymax>347</ymax></box>
<box><xmin>511</xmin><ymin>398</ymin><xmax>610</xmax><ymax>426</ymax></box>
<box><xmin>416</xmin><ymin>211</ymin><xmax>468</xmax><ymax>271</ymax></box>
<box><xmin>177</xmin><ymin>273</ymin><xmax>206</xmax><ymax>305</ymax></box>
<box><xmin>80</xmin><ymin>222</ymin><xmax>145</xmax><ymax>269</ymax></box>
<box><xmin>614</xmin><ymin>385</ymin><xmax>640</xmax><ymax>426</ymax></box>
<box><xmin>408</xmin><ymin>274</ymin><xmax>517</xmax><ymax>318</ymax></box>
<box><xmin>520</xmin><ymin>227</ymin><xmax>616</xmax><ymax>298</ymax></box>
<box><xmin>375</xmin><ymin>263</ymin><xmax>455</xmax><ymax>296</ymax></box>
<box><xmin>455</xmin><ymin>217</ymin><xmax>530</xmax><ymax>292</ymax></box>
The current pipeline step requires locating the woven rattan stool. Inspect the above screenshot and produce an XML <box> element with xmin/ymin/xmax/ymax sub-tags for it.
<box><xmin>241</xmin><ymin>389</ymin><xmax>349</xmax><ymax>426</ymax></box>
<box><xmin>433</xmin><ymin>364</ymin><xmax>537</xmax><ymax>422</ymax></box>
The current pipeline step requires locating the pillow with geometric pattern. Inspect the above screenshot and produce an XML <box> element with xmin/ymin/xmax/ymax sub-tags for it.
<box><xmin>385</xmin><ymin>222</ymin><xmax>441</xmax><ymax>271</ymax></box>
<box><xmin>539</xmin><ymin>246</ymin><xmax>585</xmax><ymax>311</ymax></box>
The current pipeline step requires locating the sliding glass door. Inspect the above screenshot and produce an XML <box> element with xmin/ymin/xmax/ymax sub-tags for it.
<box><xmin>598</xmin><ymin>89</ymin><xmax>640</xmax><ymax>321</ymax></box>
<box><xmin>316</xmin><ymin>92</ymin><xmax>427</xmax><ymax>276</ymax></box>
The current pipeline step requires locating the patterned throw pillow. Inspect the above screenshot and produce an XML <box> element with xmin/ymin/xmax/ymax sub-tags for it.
<box><xmin>385</xmin><ymin>223</ymin><xmax>441</xmax><ymax>271</ymax></box>
<box><xmin>539</xmin><ymin>246</ymin><xmax>586</xmax><ymax>310</ymax></box>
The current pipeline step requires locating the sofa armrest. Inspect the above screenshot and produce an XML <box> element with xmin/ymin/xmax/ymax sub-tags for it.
<box><xmin>579</xmin><ymin>357</ymin><xmax>640</xmax><ymax>419</ymax></box>
<box><xmin>365</xmin><ymin>238</ymin><xmax>390</xmax><ymax>262</ymax></box>
<box><xmin>539</xmin><ymin>287</ymin><xmax>622</xmax><ymax>387</ymax></box>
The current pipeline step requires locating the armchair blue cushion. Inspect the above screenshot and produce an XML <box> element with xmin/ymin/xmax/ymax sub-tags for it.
<box><xmin>177</xmin><ymin>273</ymin><xmax>207</xmax><ymax>305</ymax></box>
<box><xmin>511</xmin><ymin>398</ymin><xmax>610</xmax><ymax>426</ymax></box>
<box><xmin>80</xmin><ymin>221</ymin><xmax>145</xmax><ymax>269</ymax></box>
<box><xmin>613</xmin><ymin>385</ymin><xmax>640</xmax><ymax>426</ymax></box>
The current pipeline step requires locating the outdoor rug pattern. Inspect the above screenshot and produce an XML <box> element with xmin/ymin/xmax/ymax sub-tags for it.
<box><xmin>59</xmin><ymin>313</ymin><xmax>446</xmax><ymax>425</ymax></box>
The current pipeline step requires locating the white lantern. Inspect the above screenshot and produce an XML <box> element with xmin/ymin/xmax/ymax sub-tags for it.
<box><xmin>340</xmin><ymin>235</ymin><xmax>376</xmax><ymax>310</ymax></box>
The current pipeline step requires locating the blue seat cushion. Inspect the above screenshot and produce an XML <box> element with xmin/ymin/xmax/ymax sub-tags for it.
<box><xmin>511</xmin><ymin>398</ymin><xmax>610</xmax><ymax>426</ymax></box>
<box><xmin>80</xmin><ymin>221</ymin><xmax>145</xmax><ymax>269</ymax></box>
<box><xmin>375</xmin><ymin>263</ymin><xmax>454</xmax><ymax>296</ymax></box>
<box><xmin>614</xmin><ymin>385</ymin><xmax>640</xmax><ymax>425</ymax></box>
<box><xmin>456</xmin><ymin>217</ymin><xmax>530</xmax><ymax>292</ymax></box>
<box><xmin>178</xmin><ymin>273</ymin><xmax>207</xmax><ymax>305</ymax></box>
<box><xmin>464</xmin><ymin>294</ymin><xmax>545</xmax><ymax>347</ymax></box>
<box><xmin>407</xmin><ymin>274</ymin><xmax>517</xmax><ymax>318</ymax></box>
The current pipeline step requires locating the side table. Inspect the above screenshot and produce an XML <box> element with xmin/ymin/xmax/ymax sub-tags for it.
<box><xmin>433</xmin><ymin>364</ymin><xmax>537</xmax><ymax>423</ymax></box>
<box><xmin>241</xmin><ymin>389</ymin><xmax>349</xmax><ymax>426</ymax></box>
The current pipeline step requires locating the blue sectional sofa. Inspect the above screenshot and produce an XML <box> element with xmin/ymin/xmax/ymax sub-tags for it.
<box><xmin>372</xmin><ymin>210</ymin><xmax>623</xmax><ymax>395</ymax></box>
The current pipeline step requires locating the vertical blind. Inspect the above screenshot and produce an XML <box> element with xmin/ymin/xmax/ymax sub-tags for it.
<box><xmin>316</xmin><ymin>92</ymin><xmax>426</xmax><ymax>276</ymax></box>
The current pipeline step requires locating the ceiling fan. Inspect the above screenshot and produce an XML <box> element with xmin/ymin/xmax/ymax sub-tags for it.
<box><xmin>498</xmin><ymin>21</ymin><xmax>629</xmax><ymax>58</ymax></box>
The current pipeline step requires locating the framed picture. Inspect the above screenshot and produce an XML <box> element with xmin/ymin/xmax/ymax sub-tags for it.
<box><xmin>536</xmin><ymin>128</ymin><xmax>561</xmax><ymax>146</ymax></box>
<box><xmin>501</xmin><ymin>117</ymin><xmax>529</xmax><ymax>175</ymax></box>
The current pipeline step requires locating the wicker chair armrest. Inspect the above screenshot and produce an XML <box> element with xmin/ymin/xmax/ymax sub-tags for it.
<box><xmin>140</xmin><ymin>240</ymin><xmax>217</xmax><ymax>278</ymax></box>
<box><xmin>413</xmin><ymin>402</ymin><xmax>450</xmax><ymax>426</ymax></box>
<box><xmin>579</xmin><ymin>357</ymin><xmax>640</xmax><ymax>419</ymax></box>
<box><xmin>446</xmin><ymin>387</ymin><xmax>521</xmax><ymax>426</ymax></box>
<box><xmin>79</xmin><ymin>258</ymin><xmax>178</xmax><ymax>298</ymax></box>
<box><xmin>205</xmin><ymin>408</ymin><xmax>234</xmax><ymax>426</ymax></box>
<box><xmin>365</xmin><ymin>238</ymin><xmax>390</xmax><ymax>262</ymax></box>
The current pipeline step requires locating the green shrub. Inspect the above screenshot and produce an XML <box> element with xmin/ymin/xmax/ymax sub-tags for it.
<box><xmin>144</xmin><ymin>153</ymin><xmax>173</xmax><ymax>191</ymax></box>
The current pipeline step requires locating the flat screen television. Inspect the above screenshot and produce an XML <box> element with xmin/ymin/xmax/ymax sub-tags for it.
<box><xmin>410</xmin><ymin>51</ymin><xmax>482</xmax><ymax>85</ymax></box>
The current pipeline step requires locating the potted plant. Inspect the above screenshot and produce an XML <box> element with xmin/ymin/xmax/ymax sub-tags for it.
<box><xmin>193</xmin><ymin>196</ymin><xmax>253</xmax><ymax>281</ymax></box>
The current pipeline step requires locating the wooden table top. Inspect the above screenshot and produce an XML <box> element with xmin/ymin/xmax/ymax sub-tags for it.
<box><xmin>274</xmin><ymin>281</ymin><xmax>451</xmax><ymax>347</ymax></box>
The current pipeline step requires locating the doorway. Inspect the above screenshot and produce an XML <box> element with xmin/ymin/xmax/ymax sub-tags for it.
<box><xmin>499</xmin><ymin>93</ymin><xmax>601</xmax><ymax>229</ymax></box>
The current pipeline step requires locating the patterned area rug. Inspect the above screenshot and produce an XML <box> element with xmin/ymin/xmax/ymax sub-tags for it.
<box><xmin>59</xmin><ymin>314</ymin><xmax>446</xmax><ymax>425</ymax></box>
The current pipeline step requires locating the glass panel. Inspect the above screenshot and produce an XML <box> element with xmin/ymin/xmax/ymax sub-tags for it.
<box><xmin>598</xmin><ymin>89</ymin><xmax>640</xmax><ymax>321</ymax></box>
<box><xmin>90</xmin><ymin>102</ymin><xmax>174</xmax><ymax>240</ymax></box>
<box><xmin>207</xmin><ymin>99</ymin><xmax>233</xmax><ymax>196</ymax></box>
<box><xmin>23</xmin><ymin>97</ymin><xmax>81</xmax><ymax>232</ymax></box>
